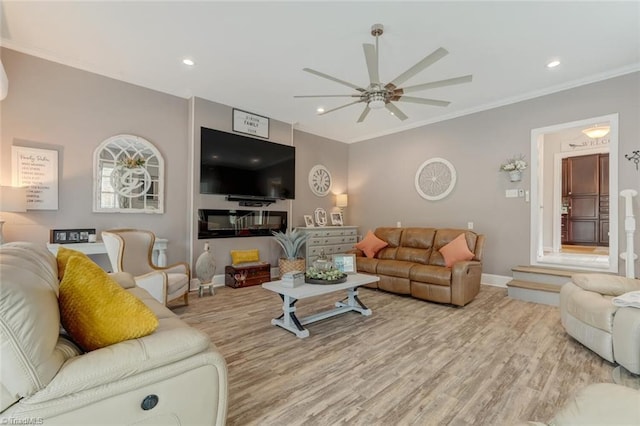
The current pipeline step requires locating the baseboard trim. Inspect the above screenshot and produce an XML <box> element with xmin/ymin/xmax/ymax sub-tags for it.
<box><xmin>481</xmin><ymin>273</ymin><xmax>511</xmax><ymax>288</ymax></box>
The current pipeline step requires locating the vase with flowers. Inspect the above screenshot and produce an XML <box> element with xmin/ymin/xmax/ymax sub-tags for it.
<box><xmin>500</xmin><ymin>155</ymin><xmax>527</xmax><ymax>182</ymax></box>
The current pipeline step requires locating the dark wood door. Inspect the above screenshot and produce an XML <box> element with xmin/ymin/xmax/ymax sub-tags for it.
<box><xmin>567</xmin><ymin>154</ymin><xmax>599</xmax><ymax>245</ymax></box>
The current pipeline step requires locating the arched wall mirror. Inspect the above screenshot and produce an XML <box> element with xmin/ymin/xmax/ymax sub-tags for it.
<box><xmin>93</xmin><ymin>134</ymin><xmax>164</xmax><ymax>214</ymax></box>
<box><xmin>530</xmin><ymin>113</ymin><xmax>618</xmax><ymax>273</ymax></box>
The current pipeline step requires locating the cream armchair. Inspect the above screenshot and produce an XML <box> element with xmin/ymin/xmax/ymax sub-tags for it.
<box><xmin>560</xmin><ymin>273</ymin><xmax>640</xmax><ymax>375</ymax></box>
<box><xmin>102</xmin><ymin>229</ymin><xmax>190</xmax><ymax>306</ymax></box>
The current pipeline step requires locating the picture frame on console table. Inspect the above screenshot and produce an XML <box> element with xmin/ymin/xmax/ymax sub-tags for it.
<box><xmin>304</xmin><ymin>215</ymin><xmax>315</xmax><ymax>227</ymax></box>
<box><xmin>333</xmin><ymin>254</ymin><xmax>356</xmax><ymax>274</ymax></box>
<box><xmin>330</xmin><ymin>212</ymin><xmax>343</xmax><ymax>226</ymax></box>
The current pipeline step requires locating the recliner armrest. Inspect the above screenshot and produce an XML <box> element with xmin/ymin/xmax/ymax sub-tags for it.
<box><xmin>572</xmin><ymin>273</ymin><xmax>640</xmax><ymax>296</ymax></box>
<box><xmin>24</xmin><ymin>327</ymin><xmax>212</xmax><ymax>404</ymax></box>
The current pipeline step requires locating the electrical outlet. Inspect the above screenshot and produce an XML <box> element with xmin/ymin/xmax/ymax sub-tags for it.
<box><xmin>467</xmin><ymin>222</ymin><xmax>474</xmax><ymax>230</ymax></box>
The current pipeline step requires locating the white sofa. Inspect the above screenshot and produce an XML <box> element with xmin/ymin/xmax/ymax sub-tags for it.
<box><xmin>0</xmin><ymin>242</ymin><xmax>228</xmax><ymax>425</ymax></box>
<box><xmin>560</xmin><ymin>273</ymin><xmax>640</xmax><ymax>375</ymax></box>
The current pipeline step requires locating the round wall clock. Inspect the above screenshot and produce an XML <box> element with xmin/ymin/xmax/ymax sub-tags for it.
<box><xmin>308</xmin><ymin>164</ymin><xmax>332</xmax><ymax>197</ymax></box>
<box><xmin>414</xmin><ymin>157</ymin><xmax>457</xmax><ymax>201</ymax></box>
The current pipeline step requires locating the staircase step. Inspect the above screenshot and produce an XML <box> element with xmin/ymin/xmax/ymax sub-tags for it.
<box><xmin>506</xmin><ymin>279</ymin><xmax>561</xmax><ymax>306</ymax></box>
<box><xmin>506</xmin><ymin>279</ymin><xmax>561</xmax><ymax>293</ymax></box>
<box><xmin>511</xmin><ymin>265</ymin><xmax>585</xmax><ymax>276</ymax></box>
<box><xmin>511</xmin><ymin>265</ymin><xmax>580</xmax><ymax>285</ymax></box>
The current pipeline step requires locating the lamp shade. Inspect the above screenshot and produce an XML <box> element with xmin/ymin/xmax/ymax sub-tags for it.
<box><xmin>582</xmin><ymin>125</ymin><xmax>610</xmax><ymax>139</ymax></box>
<box><xmin>336</xmin><ymin>194</ymin><xmax>348</xmax><ymax>208</ymax></box>
<box><xmin>0</xmin><ymin>186</ymin><xmax>27</xmax><ymax>212</ymax></box>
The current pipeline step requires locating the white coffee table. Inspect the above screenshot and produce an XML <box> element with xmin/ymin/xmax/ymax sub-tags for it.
<box><xmin>262</xmin><ymin>273</ymin><xmax>380</xmax><ymax>338</ymax></box>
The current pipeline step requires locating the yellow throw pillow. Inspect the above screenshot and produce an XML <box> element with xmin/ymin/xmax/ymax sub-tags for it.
<box><xmin>59</xmin><ymin>256</ymin><xmax>158</xmax><ymax>351</ymax></box>
<box><xmin>56</xmin><ymin>246</ymin><xmax>91</xmax><ymax>280</ymax></box>
<box><xmin>230</xmin><ymin>249</ymin><xmax>260</xmax><ymax>265</ymax></box>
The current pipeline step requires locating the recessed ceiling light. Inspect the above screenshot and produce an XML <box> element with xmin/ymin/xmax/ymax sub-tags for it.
<box><xmin>547</xmin><ymin>60</ymin><xmax>560</xmax><ymax>68</ymax></box>
<box><xmin>182</xmin><ymin>58</ymin><xmax>195</xmax><ymax>66</ymax></box>
<box><xmin>316</xmin><ymin>107</ymin><xmax>325</xmax><ymax>113</ymax></box>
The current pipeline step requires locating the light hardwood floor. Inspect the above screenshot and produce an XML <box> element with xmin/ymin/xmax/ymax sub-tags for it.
<box><xmin>170</xmin><ymin>284</ymin><xmax>614</xmax><ymax>426</ymax></box>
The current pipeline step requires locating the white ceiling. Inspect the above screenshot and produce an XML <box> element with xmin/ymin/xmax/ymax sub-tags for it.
<box><xmin>2</xmin><ymin>1</ymin><xmax>639</xmax><ymax>143</ymax></box>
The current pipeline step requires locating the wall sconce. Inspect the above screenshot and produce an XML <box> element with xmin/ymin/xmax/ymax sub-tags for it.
<box><xmin>336</xmin><ymin>194</ymin><xmax>348</xmax><ymax>211</ymax></box>
<box><xmin>0</xmin><ymin>186</ymin><xmax>27</xmax><ymax>244</ymax></box>
<box><xmin>625</xmin><ymin>150</ymin><xmax>640</xmax><ymax>171</ymax></box>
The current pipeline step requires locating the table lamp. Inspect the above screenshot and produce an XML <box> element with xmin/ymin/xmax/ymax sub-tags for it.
<box><xmin>0</xmin><ymin>186</ymin><xmax>27</xmax><ymax>245</ymax></box>
<box><xmin>336</xmin><ymin>194</ymin><xmax>348</xmax><ymax>211</ymax></box>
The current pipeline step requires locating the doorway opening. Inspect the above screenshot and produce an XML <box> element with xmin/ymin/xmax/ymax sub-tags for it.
<box><xmin>530</xmin><ymin>114</ymin><xmax>618</xmax><ymax>273</ymax></box>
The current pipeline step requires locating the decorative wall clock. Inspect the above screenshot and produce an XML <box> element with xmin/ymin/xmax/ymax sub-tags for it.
<box><xmin>308</xmin><ymin>164</ymin><xmax>332</xmax><ymax>197</ymax></box>
<box><xmin>414</xmin><ymin>157</ymin><xmax>457</xmax><ymax>201</ymax></box>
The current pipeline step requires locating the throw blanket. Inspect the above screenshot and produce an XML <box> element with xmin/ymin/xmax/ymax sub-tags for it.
<box><xmin>613</xmin><ymin>291</ymin><xmax>640</xmax><ymax>308</ymax></box>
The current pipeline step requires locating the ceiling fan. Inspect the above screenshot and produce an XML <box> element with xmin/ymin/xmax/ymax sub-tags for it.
<box><xmin>295</xmin><ymin>23</ymin><xmax>473</xmax><ymax>123</ymax></box>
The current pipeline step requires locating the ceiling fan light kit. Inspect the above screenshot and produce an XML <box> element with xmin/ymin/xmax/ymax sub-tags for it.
<box><xmin>295</xmin><ymin>23</ymin><xmax>473</xmax><ymax>122</ymax></box>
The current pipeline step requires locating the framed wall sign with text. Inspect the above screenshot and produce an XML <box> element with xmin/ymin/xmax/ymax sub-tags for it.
<box><xmin>12</xmin><ymin>146</ymin><xmax>59</xmax><ymax>210</ymax></box>
<box><xmin>233</xmin><ymin>109</ymin><xmax>269</xmax><ymax>139</ymax></box>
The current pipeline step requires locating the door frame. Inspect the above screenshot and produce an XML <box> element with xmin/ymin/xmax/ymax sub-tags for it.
<box><xmin>530</xmin><ymin>113</ymin><xmax>618</xmax><ymax>273</ymax></box>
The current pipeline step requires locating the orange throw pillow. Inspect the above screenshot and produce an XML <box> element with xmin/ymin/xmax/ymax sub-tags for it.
<box><xmin>355</xmin><ymin>230</ymin><xmax>388</xmax><ymax>258</ymax></box>
<box><xmin>439</xmin><ymin>233</ymin><xmax>474</xmax><ymax>267</ymax></box>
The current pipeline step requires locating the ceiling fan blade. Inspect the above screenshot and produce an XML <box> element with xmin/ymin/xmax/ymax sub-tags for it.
<box><xmin>294</xmin><ymin>94</ymin><xmax>361</xmax><ymax>98</ymax></box>
<box><xmin>385</xmin><ymin>102</ymin><xmax>408</xmax><ymax>121</ymax></box>
<box><xmin>388</xmin><ymin>47</ymin><xmax>448</xmax><ymax>88</ymax></box>
<box><xmin>357</xmin><ymin>105</ymin><xmax>371</xmax><ymax>123</ymax></box>
<box><xmin>363</xmin><ymin>43</ymin><xmax>379</xmax><ymax>85</ymax></box>
<box><xmin>395</xmin><ymin>96</ymin><xmax>450</xmax><ymax>107</ymax></box>
<box><xmin>318</xmin><ymin>100</ymin><xmax>363</xmax><ymax>116</ymax></box>
<box><xmin>303</xmin><ymin>68</ymin><xmax>365</xmax><ymax>92</ymax></box>
<box><xmin>399</xmin><ymin>75</ymin><xmax>473</xmax><ymax>94</ymax></box>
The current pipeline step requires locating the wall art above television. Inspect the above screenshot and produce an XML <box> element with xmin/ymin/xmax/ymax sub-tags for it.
<box><xmin>200</xmin><ymin>127</ymin><xmax>295</xmax><ymax>201</ymax></box>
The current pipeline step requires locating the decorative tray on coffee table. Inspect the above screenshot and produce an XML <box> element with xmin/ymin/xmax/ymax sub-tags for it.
<box><xmin>304</xmin><ymin>275</ymin><xmax>347</xmax><ymax>285</ymax></box>
<box><xmin>304</xmin><ymin>266</ymin><xmax>347</xmax><ymax>285</ymax></box>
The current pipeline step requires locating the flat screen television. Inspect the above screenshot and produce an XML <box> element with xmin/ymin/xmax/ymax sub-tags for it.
<box><xmin>200</xmin><ymin>127</ymin><xmax>295</xmax><ymax>200</ymax></box>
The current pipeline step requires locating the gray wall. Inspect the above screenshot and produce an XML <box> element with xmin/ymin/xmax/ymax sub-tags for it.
<box><xmin>3</xmin><ymin>47</ymin><xmax>637</xmax><ymax>279</ymax></box>
<box><xmin>348</xmin><ymin>72</ymin><xmax>640</xmax><ymax>276</ymax></box>
<box><xmin>0</xmin><ymin>48</ymin><xmax>190</xmax><ymax>266</ymax></box>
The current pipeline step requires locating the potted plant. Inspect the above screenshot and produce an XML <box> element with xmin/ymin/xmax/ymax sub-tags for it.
<box><xmin>272</xmin><ymin>228</ymin><xmax>309</xmax><ymax>278</ymax></box>
<box><xmin>500</xmin><ymin>155</ymin><xmax>527</xmax><ymax>182</ymax></box>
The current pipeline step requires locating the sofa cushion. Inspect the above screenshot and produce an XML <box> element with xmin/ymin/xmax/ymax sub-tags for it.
<box><xmin>59</xmin><ymin>255</ymin><xmax>159</xmax><ymax>351</ymax></box>
<box><xmin>0</xmin><ymin>244</ymin><xmax>65</xmax><ymax>412</ymax></box>
<box><xmin>355</xmin><ymin>230</ymin><xmax>389</xmax><ymax>258</ymax></box>
<box><xmin>376</xmin><ymin>259</ymin><xmax>414</xmax><ymax>278</ymax></box>
<box><xmin>439</xmin><ymin>233</ymin><xmax>475</xmax><ymax>267</ymax></box>
<box><xmin>409</xmin><ymin>264</ymin><xmax>452</xmax><ymax>286</ymax></box>
<box><xmin>355</xmin><ymin>256</ymin><xmax>379</xmax><ymax>274</ymax></box>
<box><xmin>572</xmin><ymin>273</ymin><xmax>640</xmax><ymax>296</ymax></box>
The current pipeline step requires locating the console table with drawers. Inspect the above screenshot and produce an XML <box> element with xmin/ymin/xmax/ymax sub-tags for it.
<box><xmin>296</xmin><ymin>226</ymin><xmax>359</xmax><ymax>266</ymax></box>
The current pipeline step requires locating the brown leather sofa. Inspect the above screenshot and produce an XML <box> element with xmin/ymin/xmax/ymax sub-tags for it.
<box><xmin>352</xmin><ymin>227</ymin><xmax>485</xmax><ymax>306</ymax></box>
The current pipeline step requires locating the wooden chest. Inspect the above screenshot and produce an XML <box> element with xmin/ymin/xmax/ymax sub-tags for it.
<box><xmin>225</xmin><ymin>263</ymin><xmax>271</xmax><ymax>288</ymax></box>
